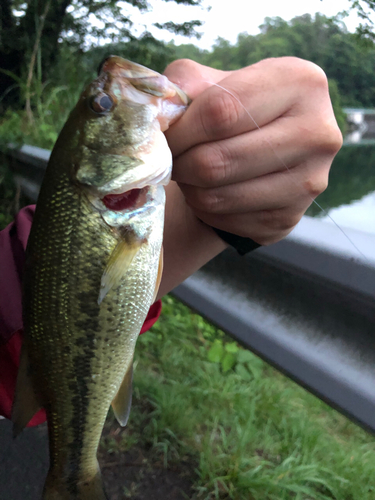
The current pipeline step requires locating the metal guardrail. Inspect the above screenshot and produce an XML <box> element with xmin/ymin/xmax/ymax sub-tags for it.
<box><xmin>4</xmin><ymin>144</ymin><xmax>375</xmax><ymax>434</ymax></box>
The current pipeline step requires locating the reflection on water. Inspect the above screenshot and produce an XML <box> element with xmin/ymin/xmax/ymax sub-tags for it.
<box><xmin>319</xmin><ymin>190</ymin><xmax>375</xmax><ymax>235</ymax></box>
<box><xmin>307</xmin><ymin>138</ymin><xmax>375</xmax><ymax>235</ymax></box>
<box><xmin>343</xmin><ymin>108</ymin><xmax>375</xmax><ymax>145</ymax></box>
<box><xmin>345</xmin><ymin>131</ymin><xmax>375</xmax><ymax>146</ymax></box>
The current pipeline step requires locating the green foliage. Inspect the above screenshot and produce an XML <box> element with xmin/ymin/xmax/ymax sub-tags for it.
<box><xmin>85</xmin><ymin>34</ymin><xmax>176</xmax><ymax>74</ymax></box>
<box><xmin>347</xmin><ymin>0</ymin><xmax>375</xmax><ymax>41</ymax></box>
<box><xmin>0</xmin><ymin>0</ymin><xmax>204</xmax><ymax>110</ymax></box>
<box><xmin>2</xmin><ymin>0</ymin><xmax>204</xmax><ymax>52</ymax></box>
<box><xmin>175</xmin><ymin>13</ymin><xmax>375</xmax><ymax>108</ymax></box>
<box><xmin>328</xmin><ymin>79</ymin><xmax>347</xmax><ymax>134</ymax></box>
<box><xmin>154</xmin><ymin>20</ymin><xmax>203</xmax><ymax>38</ymax></box>
<box><xmin>203</xmin><ymin>38</ymin><xmax>241</xmax><ymax>71</ymax></box>
<box><xmin>0</xmin><ymin>68</ymin><xmax>81</xmax><ymax>150</ymax></box>
<box><xmin>169</xmin><ymin>42</ymin><xmax>208</xmax><ymax>63</ymax></box>
<box><xmin>207</xmin><ymin>338</ymin><xmax>265</xmax><ymax>377</ymax></box>
<box><xmin>113</xmin><ymin>295</ymin><xmax>375</xmax><ymax>499</ymax></box>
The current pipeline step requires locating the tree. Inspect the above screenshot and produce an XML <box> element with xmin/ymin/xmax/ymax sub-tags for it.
<box><xmin>201</xmin><ymin>13</ymin><xmax>375</xmax><ymax>108</ymax></box>
<box><xmin>0</xmin><ymin>0</ymin><xmax>203</xmax><ymax>108</ymax></box>
<box><xmin>347</xmin><ymin>0</ymin><xmax>375</xmax><ymax>40</ymax></box>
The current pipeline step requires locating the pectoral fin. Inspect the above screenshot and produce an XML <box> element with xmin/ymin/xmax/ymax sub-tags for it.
<box><xmin>98</xmin><ymin>238</ymin><xmax>142</xmax><ymax>305</ymax></box>
<box><xmin>12</xmin><ymin>343</ymin><xmax>42</xmax><ymax>438</ymax></box>
<box><xmin>111</xmin><ymin>362</ymin><xmax>133</xmax><ymax>427</ymax></box>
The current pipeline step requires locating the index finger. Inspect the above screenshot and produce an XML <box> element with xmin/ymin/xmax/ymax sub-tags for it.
<box><xmin>165</xmin><ymin>60</ymin><xmax>297</xmax><ymax>158</ymax></box>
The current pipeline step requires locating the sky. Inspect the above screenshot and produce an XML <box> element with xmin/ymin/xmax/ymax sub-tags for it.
<box><xmin>127</xmin><ymin>0</ymin><xmax>367</xmax><ymax>50</ymax></box>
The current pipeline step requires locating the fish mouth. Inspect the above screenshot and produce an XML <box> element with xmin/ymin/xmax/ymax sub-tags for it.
<box><xmin>97</xmin><ymin>55</ymin><xmax>189</xmax><ymax>106</ymax></box>
<box><xmin>96</xmin><ymin>184</ymin><xmax>165</xmax><ymax>228</ymax></box>
<box><xmin>101</xmin><ymin>187</ymin><xmax>148</xmax><ymax>212</ymax></box>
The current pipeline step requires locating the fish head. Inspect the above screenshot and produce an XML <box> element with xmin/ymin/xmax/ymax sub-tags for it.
<box><xmin>62</xmin><ymin>56</ymin><xmax>189</xmax><ymax>197</ymax></box>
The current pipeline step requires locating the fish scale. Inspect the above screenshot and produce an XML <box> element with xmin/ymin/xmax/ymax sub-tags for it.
<box><xmin>12</xmin><ymin>57</ymin><xmax>189</xmax><ymax>499</ymax></box>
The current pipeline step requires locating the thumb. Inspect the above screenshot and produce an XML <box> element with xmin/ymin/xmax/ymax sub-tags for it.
<box><xmin>163</xmin><ymin>60</ymin><xmax>230</xmax><ymax>156</ymax></box>
<box><xmin>163</xmin><ymin>59</ymin><xmax>228</xmax><ymax>100</ymax></box>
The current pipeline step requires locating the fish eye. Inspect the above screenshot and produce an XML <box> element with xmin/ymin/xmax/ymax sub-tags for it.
<box><xmin>89</xmin><ymin>93</ymin><xmax>114</xmax><ymax>114</ymax></box>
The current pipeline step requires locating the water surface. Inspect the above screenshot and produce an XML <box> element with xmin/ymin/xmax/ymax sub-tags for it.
<box><xmin>307</xmin><ymin>141</ymin><xmax>375</xmax><ymax>236</ymax></box>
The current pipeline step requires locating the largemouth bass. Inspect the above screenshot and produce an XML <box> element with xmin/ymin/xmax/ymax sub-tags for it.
<box><xmin>11</xmin><ymin>56</ymin><xmax>189</xmax><ymax>499</ymax></box>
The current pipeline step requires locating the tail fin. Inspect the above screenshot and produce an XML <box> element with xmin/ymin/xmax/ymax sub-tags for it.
<box><xmin>42</xmin><ymin>469</ymin><xmax>108</xmax><ymax>500</ymax></box>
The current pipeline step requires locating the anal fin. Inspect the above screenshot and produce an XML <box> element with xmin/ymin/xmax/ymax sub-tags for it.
<box><xmin>12</xmin><ymin>342</ymin><xmax>42</xmax><ymax>437</ymax></box>
<box><xmin>111</xmin><ymin>362</ymin><xmax>133</xmax><ymax>427</ymax></box>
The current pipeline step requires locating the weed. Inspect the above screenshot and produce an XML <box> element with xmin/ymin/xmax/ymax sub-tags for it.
<box><xmin>126</xmin><ymin>295</ymin><xmax>375</xmax><ymax>500</ymax></box>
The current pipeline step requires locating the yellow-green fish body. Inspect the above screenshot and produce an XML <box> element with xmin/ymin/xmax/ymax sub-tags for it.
<box><xmin>12</xmin><ymin>57</ymin><xmax>188</xmax><ymax>499</ymax></box>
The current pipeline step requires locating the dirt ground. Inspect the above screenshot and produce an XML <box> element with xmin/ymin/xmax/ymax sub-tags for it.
<box><xmin>101</xmin><ymin>447</ymin><xmax>195</xmax><ymax>500</ymax></box>
<box><xmin>99</xmin><ymin>418</ymin><xmax>196</xmax><ymax>500</ymax></box>
<box><xmin>0</xmin><ymin>418</ymin><xmax>196</xmax><ymax>500</ymax></box>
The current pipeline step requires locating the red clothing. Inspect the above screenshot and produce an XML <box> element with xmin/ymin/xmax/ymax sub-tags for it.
<box><xmin>0</xmin><ymin>206</ymin><xmax>161</xmax><ymax>424</ymax></box>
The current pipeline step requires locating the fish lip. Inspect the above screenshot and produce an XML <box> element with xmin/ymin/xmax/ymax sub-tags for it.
<box><xmin>98</xmin><ymin>56</ymin><xmax>161</xmax><ymax>80</ymax></box>
<box><xmin>97</xmin><ymin>55</ymin><xmax>115</xmax><ymax>75</ymax></box>
<box><xmin>94</xmin><ymin>130</ymin><xmax>173</xmax><ymax>196</ymax></box>
<box><xmin>97</xmin><ymin>55</ymin><xmax>190</xmax><ymax>106</ymax></box>
<box><xmin>96</xmin><ymin>165</ymin><xmax>171</xmax><ymax>197</ymax></box>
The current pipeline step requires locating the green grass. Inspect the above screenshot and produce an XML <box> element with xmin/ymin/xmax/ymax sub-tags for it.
<box><xmin>117</xmin><ymin>295</ymin><xmax>375</xmax><ymax>500</ymax></box>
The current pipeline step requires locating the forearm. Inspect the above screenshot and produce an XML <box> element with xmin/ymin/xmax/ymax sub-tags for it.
<box><xmin>157</xmin><ymin>181</ymin><xmax>227</xmax><ymax>299</ymax></box>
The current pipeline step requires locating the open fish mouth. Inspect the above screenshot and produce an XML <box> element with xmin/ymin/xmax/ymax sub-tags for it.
<box><xmin>97</xmin><ymin>184</ymin><xmax>165</xmax><ymax>228</ymax></box>
<box><xmin>102</xmin><ymin>187</ymin><xmax>148</xmax><ymax>212</ymax></box>
<box><xmin>94</xmin><ymin>135</ymin><xmax>173</xmax><ymax>197</ymax></box>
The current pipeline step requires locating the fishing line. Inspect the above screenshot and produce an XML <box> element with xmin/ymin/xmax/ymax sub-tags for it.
<box><xmin>202</xmin><ymin>80</ymin><xmax>370</xmax><ymax>263</ymax></box>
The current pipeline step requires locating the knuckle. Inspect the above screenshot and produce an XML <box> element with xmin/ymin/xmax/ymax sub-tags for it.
<box><xmin>303</xmin><ymin>62</ymin><xmax>329</xmax><ymax>89</ymax></box>
<box><xmin>193</xmin><ymin>143</ymin><xmax>229</xmax><ymax>187</ymax></box>
<box><xmin>303</xmin><ymin>174</ymin><xmax>329</xmax><ymax>198</ymax></box>
<box><xmin>264</xmin><ymin>56</ymin><xmax>328</xmax><ymax>89</ymax></box>
<box><xmin>164</xmin><ymin>58</ymin><xmax>198</xmax><ymax>76</ymax></box>
<box><xmin>190</xmin><ymin>187</ymin><xmax>223</xmax><ymax>214</ymax></box>
<box><xmin>311</xmin><ymin>118</ymin><xmax>343</xmax><ymax>158</ymax></box>
<box><xmin>199</xmin><ymin>89</ymin><xmax>241</xmax><ymax>139</ymax></box>
<box><xmin>321</xmin><ymin>121</ymin><xmax>343</xmax><ymax>155</ymax></box>
<box><xmin>302</xmin><ymin>119</ymin><xmax>343</xmax><ymax>158</ymax></box>
<box><xmin>285</xmin><ymin>57</ymin><xmax>328</xmax><ymax>88</ymax></box>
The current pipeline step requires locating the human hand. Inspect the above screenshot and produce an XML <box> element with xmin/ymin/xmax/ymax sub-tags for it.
<box><xmin>164</xmin><ymin>57</ymin><xmax>343</xmax><ymax>245</ymax></box>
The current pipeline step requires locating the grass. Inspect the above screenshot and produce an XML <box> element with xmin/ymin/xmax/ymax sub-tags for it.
<box><xmin>108</xmin><ymin>295</ymin><xmax>375</xmax><ymax>500</ymax></box>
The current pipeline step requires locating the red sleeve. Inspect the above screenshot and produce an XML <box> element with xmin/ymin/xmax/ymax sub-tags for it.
<box><xmin>0</xmin><ymin>206</ymin><xmax>162</xmax><ymax>424</ymax></box>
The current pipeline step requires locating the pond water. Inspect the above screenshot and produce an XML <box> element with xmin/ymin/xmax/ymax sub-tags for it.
<box><xmin>307</xmin><ymin>139</ymin><xmax>375</xmax><ymax>236</ymax></box>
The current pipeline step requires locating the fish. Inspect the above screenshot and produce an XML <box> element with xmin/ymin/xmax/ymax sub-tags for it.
<box><xmin>11</xmin><ymin>56</ymin><xmax>189</xmax><ymax>499</ymax></box>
